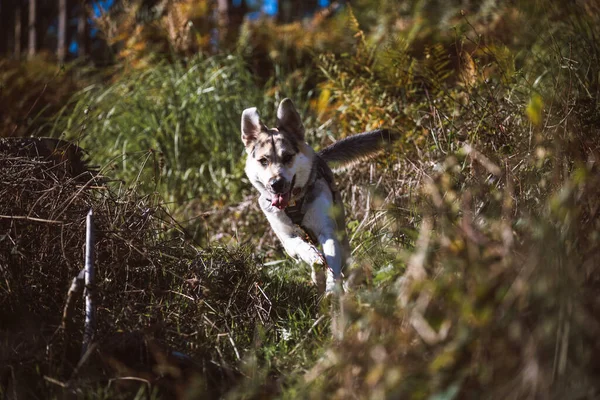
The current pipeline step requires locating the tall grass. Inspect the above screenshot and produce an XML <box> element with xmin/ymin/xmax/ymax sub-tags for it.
<box><xmin>54</xmin><ymin>54</ymin><xmax>271</xmax><ymax>206</ymax></box>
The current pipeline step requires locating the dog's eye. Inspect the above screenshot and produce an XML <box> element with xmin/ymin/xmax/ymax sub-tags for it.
<box><xmin>258</xmin><ymin>158</ymin><xmax>268</xmax><ymax>167</ymax></box>
<box><xmin>281</xmin><ymin>154</ymin><xmax>294</xmax><ymax>164</ymax></box>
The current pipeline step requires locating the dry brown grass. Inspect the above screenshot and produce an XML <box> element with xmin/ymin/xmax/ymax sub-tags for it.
<box><xmin>0</xmin><ymin>137</ymin><xmax>320</xmax><ymax>398</ymax></box>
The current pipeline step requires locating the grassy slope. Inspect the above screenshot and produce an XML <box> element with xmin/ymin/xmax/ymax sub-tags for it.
<box><xmin>2</xmin><ymin>0</ymin><xmax>600</xmax><ymax>398</ymax></box>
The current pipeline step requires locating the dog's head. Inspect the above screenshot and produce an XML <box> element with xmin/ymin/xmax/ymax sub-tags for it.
<box><xmin>241</xmin><ymin>98</ymin><xmax>314</xmax><ymax>210</ymax></box>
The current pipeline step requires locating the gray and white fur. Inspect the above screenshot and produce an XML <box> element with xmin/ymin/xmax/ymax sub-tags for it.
<box><xmin>241</xmin><ymin>98</ymin><xmax>396</xmax><ymax>293</ymax></box>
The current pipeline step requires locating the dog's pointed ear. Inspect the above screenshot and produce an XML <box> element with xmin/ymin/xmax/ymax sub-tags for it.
<box><xmin>276</xmin><ymin>98</ymin><xmax>305</xmax><ymax>141</ymax></box>
<box><xmin>241</xmin><ymin>107</ymin><xmax>262</xmax><ymax>149</ymax></box>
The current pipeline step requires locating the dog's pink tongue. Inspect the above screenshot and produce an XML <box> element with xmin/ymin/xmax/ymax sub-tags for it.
<box><xmin>272</xmin><ymin>192</ymin><xmax>290</xmax><ymax>209</ymax></box>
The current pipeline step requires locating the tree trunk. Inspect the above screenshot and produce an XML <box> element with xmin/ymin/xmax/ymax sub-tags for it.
<box><xmin>212</xmin><ymin>0</ymin><xmax>229</xmax><ymax>52</ymax></box>
<box><xmin>77</xmin><ymin>0</ymin><xmax>87</xmax><ymax>58</ymax></box>
<box><xmin>57</xmin><ymin>0</ymin><xmax>67</xmax><ymax>62</ymax></box>
<box><xmin>217</xmin><ymin>0</ymin><xmax>228</xmax><ymax>23</ymax></box>
<box><xmin>0</xmin><ymin>1</ymin><xmax>9</xmax><ymax>55</ymax></box>
<box><xmin>15</xmin><ymin>1</ymin><xmax>22</xmax><ymax>59</ymax></box>
<box><xmin>28</xmin><ymin>0</ymin><xmax>36</xmax><ymax>58</ymax></box>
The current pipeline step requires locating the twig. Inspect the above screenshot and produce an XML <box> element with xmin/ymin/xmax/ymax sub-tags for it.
<box><xmin>217</xmin><ymin>333</ymin><xmax>240</xmax><ymax>361</ymax></box>
<box><xmin>463</xmin><ymin>143</ymin><xmax>502</xmax><ymax>176</ymax></box>
<box><xmin>43</xmin><ymin>376</ymin><xmax>68</xmax><ymax>388</ymax></box>
<box><xmin>107</xmin><ymin>377</ymin><xmax>151</xmax><ymax>392</ymax></box>
<box><xmin>0</xmin><ymin>214</ymin><xmax>63</xmax><ymax>224</ymax></box>
<box><xmin>289</xmin><ymin>315</ymin><xmax>326</xmax><ymax>355</ymax></box>
<box><xmin>61</xmin><ymin>271</ymin><xmax>85</xmax><ymax>330</ymax></box>
<box><xmin>51</xmin><ymin>176</ymin><xmax>96</xmax><ymax>220</ymax></box>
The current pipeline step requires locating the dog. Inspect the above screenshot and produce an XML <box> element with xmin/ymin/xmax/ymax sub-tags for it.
<box><xmin>241</xmin><ymin>98</ymin><xmax>396</xmax><ymax>293</ymax></box>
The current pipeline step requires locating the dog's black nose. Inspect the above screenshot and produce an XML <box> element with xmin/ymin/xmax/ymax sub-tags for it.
<box><xmin>269</xmin><ymin>177</ymin><xmax>286</xmax><ymax>193</ymax></box>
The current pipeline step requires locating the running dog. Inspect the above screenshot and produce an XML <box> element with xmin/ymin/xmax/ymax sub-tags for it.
<box><xmin>241</xmin><ymin>98</ymin><xmax>396</xmax><ymax>293</ymax></box>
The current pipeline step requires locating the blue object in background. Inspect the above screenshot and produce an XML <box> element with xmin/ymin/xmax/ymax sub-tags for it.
<box><xmin>262</xmin><ymin>0</ymin><xmax>278</xmax><ymax>15</ymax></box>
<box><xmin>69</xmin><ymin>40</ymin><xmax>78</xmax><ymax>55</ymax></box>
<box><xmin>232</xmin><ymin>0</ymin><xmax>278</xmax><ymax>16</ymax></box>
<box><xmin>92</xmin><ymin>0</ymin><xmax>114</xmax><ymax>18</ymax></box>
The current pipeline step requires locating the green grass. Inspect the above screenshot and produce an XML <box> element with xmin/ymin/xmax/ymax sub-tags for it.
<box><xmin>53</xmin><ymin>54</ymin><xmax>269</xmax><ymax>207</ymax></box>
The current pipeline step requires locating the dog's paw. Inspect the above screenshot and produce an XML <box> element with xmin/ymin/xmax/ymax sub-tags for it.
<box><xmin>298</xmin><ymin>242</ymin><xmax>325</xmax><ymax>266</ymax></box>
<box><xmin>325</xmin><ymin>270</ymin><xmax>344</xmax><ymax>295</ymax></box>
<box><xmin>307</xmin><ymin>246</ymin><xmax>326</xmax><ymax>266</ymax></box>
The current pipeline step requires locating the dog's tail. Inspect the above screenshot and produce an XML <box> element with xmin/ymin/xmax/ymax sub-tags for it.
<box><xmin>318</xmin><ymin>129</ymin><xmax>399</xmax><ymax>168</ymax></box>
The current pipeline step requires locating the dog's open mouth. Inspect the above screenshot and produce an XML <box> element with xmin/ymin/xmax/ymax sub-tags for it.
<box><xmin>271</xmin><ymin>175</ymin><xmax>296</xmax><ymax>210</ymax></box>
<box><xmin>272</xmin><ymin>191</ymin><xmax>291</xmax><ymax>209</ymax></box>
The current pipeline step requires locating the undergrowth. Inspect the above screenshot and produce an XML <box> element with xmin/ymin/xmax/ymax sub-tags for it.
<box><xmin>2</xmin><ymin>0</ymin><xmax>600</xmax><ymax>399</ymax></box>
<box><xmin>0</xmin><ymin>139</ymin><xmax>324</xmax><ymax>398</ymax></box>
<box><xmin>0</xmin><ymin>56</ymin><xmax>89</xmax><ymax>138</ymax></box>
<box><xmin>289</xmin><ymin>1</ymin><xmax>600</xmax><ymax>398</ymax></box>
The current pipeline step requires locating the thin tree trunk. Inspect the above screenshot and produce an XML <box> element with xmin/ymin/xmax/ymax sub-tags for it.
<box><xmin>28</xmin><ymin>0</ymin><xmax>36</xmax><ymax>58</ymax></box>
<box><xmin>212</xmin><ymin>0</ymin><xmax>229</xmax><ymax>52</ymax></box>
<box><xmin>0</xmin><ymin>2</ymin><xmax>8</xmax><ymax>55</ymax></box>
<box><xmin>57</xmin><ymin>0</ymin><xmax>67</xmax><ymax>62</ymax></box>
<box><xmin>77</xmin><ymin>0</ymin><xmax>87</xmax><ymax>58</ymax></box>
<box><xmin>217</xmin><ymin>0</ymin><xmax>228</xmax><ymax>24</ymax></box>
<box><xmin>15</xmin><ymin>1</ymin><xmax>22</xmax><ymax>59</ymax></box>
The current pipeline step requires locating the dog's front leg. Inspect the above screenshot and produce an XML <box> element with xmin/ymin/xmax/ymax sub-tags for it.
<box><xmin>280</xmin><ymin>231</ymin><xmax>325</xmax><ymax>267</ymax></box>
<box><xmin>317</xmin><ymin>228</ymin><xmax>343</xmax><ymax>291</ymax></box>
<box><xmin>302</xmin><ymin>190</ymin><xmax>345</xmax><ymax>292</ymax></box>
<box><xmin>276</xmin><ymin>223</ymin><xmax>327</xmax><ymax>292</ymax></box>
<box><xmin>259</xmin><ymin>198</ymin><xmax>325</xmax><ymax>267</ymax></box>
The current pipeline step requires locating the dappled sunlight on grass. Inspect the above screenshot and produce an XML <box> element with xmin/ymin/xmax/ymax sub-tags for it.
<box><xmin>2</xmin><ymin>0</ymin><xmax>600</xmax><ymax>398</ymax></box>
